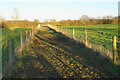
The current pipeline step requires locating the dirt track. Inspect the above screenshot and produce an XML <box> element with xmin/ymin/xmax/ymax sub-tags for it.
<box><xmin>7</xmin><ymin>26</ymin><xmax>120</xmax><ymax>78</ymax></box>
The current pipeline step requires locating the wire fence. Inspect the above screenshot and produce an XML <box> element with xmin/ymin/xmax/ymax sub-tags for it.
<box><xmin>1</xmin><ymin>24</ymin><xmax>119</xmax><ymax>78</ymax></box>
<box><xmin>49</xmin><ymin>25</ymin><xmax>119</xmax><ymax>65</ymax></box>
<box><xmin>2</xmin><ymin>24</ymin><xmax>40</xmax><ymax>77</ymax></box>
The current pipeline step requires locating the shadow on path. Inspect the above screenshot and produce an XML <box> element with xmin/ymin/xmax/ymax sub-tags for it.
<box><xmin>6</xmin><ymin>26</ymin><xmax>120</xmax><ymax>78</ymax></box>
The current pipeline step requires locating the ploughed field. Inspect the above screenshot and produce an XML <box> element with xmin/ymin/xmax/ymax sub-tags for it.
<box><xmin>4</xmin><ymin>26</ymin><xmax>119</xmax><ymax>78</ymax></box>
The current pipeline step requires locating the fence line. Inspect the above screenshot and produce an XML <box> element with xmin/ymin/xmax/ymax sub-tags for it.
<box><xmin>2</xmin><ymin>24</ymin><xmax>40</xmax><ymax>77</ymax></box>
<box><xmin>3</xmin><ymin>24</ymin><xmax>119</xmax><ymax>77</ymax></box>
<box><xmin>49</xmin><ymin>25</ymin><xmax>119</xmax><ymax>64</ymax></box>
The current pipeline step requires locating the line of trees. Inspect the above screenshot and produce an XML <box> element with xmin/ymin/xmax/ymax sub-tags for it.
<box><xmin>1</xmin><ymin>15</ymin><xmax>118</xmax><ymax>28</ymax></box>
<box><xmin>0</xmin><ymin>8</ymin><xmax>118</xmax><ymax>27</ymax></box>
<box><xmin>44</xmin><ymin>15</ymin><xmax>118</xmax><ymax>26</ymax></box>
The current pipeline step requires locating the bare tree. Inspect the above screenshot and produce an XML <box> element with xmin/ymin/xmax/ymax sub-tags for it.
<box><xmin>11</xmin><ymin>8</ymin><xmax>20</xmax><ymax>20</ymax></box>
<box><xmin>80</xmin><ymin>15</ymin><xmax>90</xmax><ymax>25</ymax></box>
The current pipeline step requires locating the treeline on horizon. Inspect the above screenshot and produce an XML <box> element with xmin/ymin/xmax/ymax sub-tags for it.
<box><xmin>46</xmin><ymin>15</ymin><xmax>118</xmax><ymax>26</ymax></box>
<box><xmin>1</xmin><ymin>15</ymin><xmax>118</xmax><ymax>28</ymax></box>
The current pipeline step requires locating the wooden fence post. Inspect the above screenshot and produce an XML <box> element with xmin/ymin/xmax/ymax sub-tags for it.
<box><xmin>113</xmin><ymin>36</ymin><xmax>116</xmax><ymax>63</ymax></box>
<box><xmin>73</xmin><ymin>28</ymin><xmax>75</xmax><ymax>39</ymax></box>
<box><xmin>21</xmin><ymin>32</ymin><xmax>23</xmax><ymax>47</ymax></box>
<box><xmin>85</xmin><ymin>30</ymin><xmax>88</xmax><ymax>46</ymax></box>
<box><xmin>32</xmin><ymin>28</ymin><xmax>34</xmax><ymax>37</ymax></box>
<box><xmin>8</xmin><ymin>39</ymin><xmax>12</xmax><ymax>65</ymax></box>
<box><xmin>26</xmin><ymin>31</ymin><xmax>28</xmax><ymax>42</ymax></box>
<box><xmin>30</xmin><ymin>30</ymin><xmax>31</xmax><ymax>39</ymax></box>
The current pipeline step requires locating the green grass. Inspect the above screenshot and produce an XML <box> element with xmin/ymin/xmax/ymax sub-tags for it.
<box><xmin>2</xmin><ymin>25</ymin><xmax>120</xmax><ymax>78</ymax></box>
<box><xmin>56</xmin><ymin>24</ymin><xmax>119</xmax><ymax>57</ymax></box>
<box><xmin>8</xmin><ymin>26</ymin><xmax>120</xmax><ymax>78</ymax></box>
<box><xmin>2</xmin><ymin>28</ymin><xmax>32</xmax><ymax>68</ymax></box>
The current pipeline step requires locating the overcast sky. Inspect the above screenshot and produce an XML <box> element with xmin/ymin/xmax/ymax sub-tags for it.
<box><xmin>0</xmin><ymin>0</ymin><xmax>119</xmax><ymax>22</ymax></box>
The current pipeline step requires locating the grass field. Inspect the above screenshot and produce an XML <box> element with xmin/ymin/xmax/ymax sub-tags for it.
<box><xmin>2</xmin><ymin>28</ymin><xmax>32</xmax><ymax>68</ymax></box>
<box><xmin>5</xmin><ymin>26</ymin><xmax>119</xmax><ymax>78</ymax></box>
<box><xmin>2</xmin><ymin>24</ymin><xmax>120</xmax><ymax>78</ymax></box>
<box><xmin>56</xmin><ymin>24</ymin><xmax>119</xmax><ymax>58</ymax></box>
